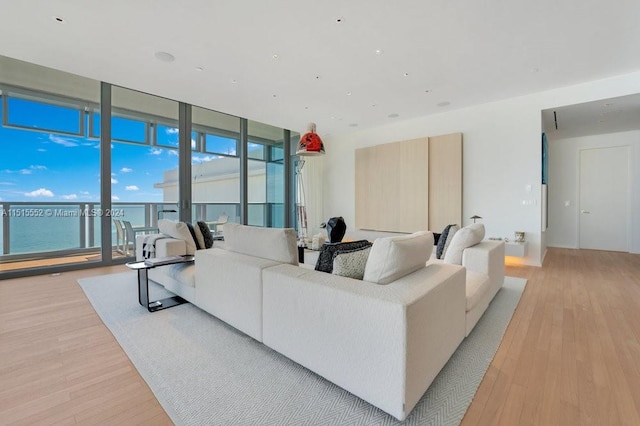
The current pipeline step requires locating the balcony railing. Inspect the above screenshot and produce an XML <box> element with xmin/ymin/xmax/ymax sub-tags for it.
<box><xmin>0</xmin><ymin>201</ymin><xmax>282</xmax><ymax>266</ymax></box>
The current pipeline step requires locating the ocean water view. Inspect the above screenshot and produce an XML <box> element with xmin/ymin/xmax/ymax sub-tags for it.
<box><xmin>1</xmin><ymin>204</ymin><xmax>146</xmax><ymax>255</ymax></box>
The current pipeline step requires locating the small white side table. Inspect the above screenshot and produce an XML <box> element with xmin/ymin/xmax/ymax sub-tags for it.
<box><xmin>505</xmin><ymin>241</ymin><xmax>528</xmax><ymax>257</ymax></box>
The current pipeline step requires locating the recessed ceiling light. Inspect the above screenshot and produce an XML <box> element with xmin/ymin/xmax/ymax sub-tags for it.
<box><xmin>336</xmin><ymin>17</ymin><xmax>345</xmax><ymax>23</ymax></box>
<box><xmin>371</xmin><ymin>104</ymin><xmax>377</xmax><ymax>107</ymax></box>
<box><xmin>425</xmin><ymin>89</ymin><xmax>431</xmax><ymax>93</ymax></box>
<box><xmin>375</xmin><ymin>49</ymin><xmax>384</xmax><ymax>55</ymax></box>
<box><xmin>195</xmin><ymin>67</ymin><xmax>204</xmax><ymax>72</ymax></box>
<box><xmin>272</xmin><ymin>54</ymin><xmax>279</xmax><ymax>60</ymax></box>
<box><xmin>403</xmin><ymin>72</ymin><xmax>409</xmax><ymax>77</ymax></box>
<box><xmin>346</xmin><ymin>92</ymin><xmax>352</xmax><ymax>96</ymax></box>
<box><xmin>437</xmin><ymin>101</ymin><xmax>451</xmax><ymax>107</ymax></box>
<box><xmin>272</xmin><ymin>94</ymin><xmax>277</xmax><ymax>98</ymax></box>
<box><xmin>52</xmin><ymin>16</ymin><xmax>66</xmax><ymax>23</ymax></box>
<box><xmin>388</xmin><ymin>113</ymin><xmax>399</xmax><ymax>118</ymax></box>
<box><xmin>154</xmin><ymin>51</ymin><xmax>175</xmax><ymax>63</ymax></box>
<box><xmin>304</xmin><ymin>106</ymin><xmax>309</xmax><ymax>110</ymax></box>
<box><xmin>349</xmin><ymin>123</ymin><xmax>358</xmax><ymax>127</ymax></box>
<box><xmin>230</xmin><ymin>79</ymin><xmax>238</xmax><ymax>84</ymax></box>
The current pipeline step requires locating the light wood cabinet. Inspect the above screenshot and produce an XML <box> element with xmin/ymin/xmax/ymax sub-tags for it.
<box><xmin>355</xmin><ymin>133</ymin><xmax>462</xmax><ymax>233</ymax></box>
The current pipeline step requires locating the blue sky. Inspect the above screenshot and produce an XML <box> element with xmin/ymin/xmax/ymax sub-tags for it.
<box><xmin>0</xmin><ymin>99</ymin><xmax>195</xmax><ymax>203</ymax></box>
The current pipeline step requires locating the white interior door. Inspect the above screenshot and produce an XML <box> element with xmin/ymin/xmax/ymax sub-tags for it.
<box><xmin>579</xmin><ymin>146</ymin><xmax>629</xmax><ymax>251</ymax></box>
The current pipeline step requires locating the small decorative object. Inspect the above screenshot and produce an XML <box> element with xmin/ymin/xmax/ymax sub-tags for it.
<box><xmin>296</xmin><ymin>123</ymin><xmax>325</xmax><ymax>156</ymax></box>
<box><xmin>515</xmin><ymin>231</ymin><xmax>525</xmax><ymax>243</ymax></box>
<box><xmin>325</xmin><ymin>216</ymin><xmax>346</xmax><ymax>243</ymax></box>
<box><xmin>470</xmin><ymin>215</ymin><xmax>482</xmax><ymax>223</ymax></box>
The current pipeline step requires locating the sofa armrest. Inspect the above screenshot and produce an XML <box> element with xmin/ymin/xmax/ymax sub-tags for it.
<box><xmin>462</xmin><ymin>240</ymin><xmax>505</xmax><ymax>289</ymax></box>
<box><xmin>135</xmin><ymin>234</ymin><xmax>187</xmax><ymax>260</ymax></box>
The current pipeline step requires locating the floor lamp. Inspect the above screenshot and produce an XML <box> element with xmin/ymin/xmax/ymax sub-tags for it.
<box><xmin>295</xmin><ymin>123</ymin><xmax>325</xmax><ymax>246</ymax></box>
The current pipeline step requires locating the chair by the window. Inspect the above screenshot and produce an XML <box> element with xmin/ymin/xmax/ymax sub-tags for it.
<box><xmin>114</xmin><ymin>219</ymin><xmax>125</xmax><ymax>254</ymax></box>
<box><xmin>122</xmin><ymin>220</ymin><xmax>136</xmax><ymax>256</ymax></box>
<box><xmin>209</xmin><ymin>214</ymin><xmax>229</xmax><ymax>236</ymax></box>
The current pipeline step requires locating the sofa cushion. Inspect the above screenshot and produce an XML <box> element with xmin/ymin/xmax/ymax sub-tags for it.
<box><xmin>223</xmin><ymin>223</ymin><xmax>298</xmax><ymax>265</ymax></box>
<box><xmin>187</xmin><ymin>223</ymin><xmax>203</xmax><ymax>250</ymax></box>
<box><xmin>436</xmin><ymin>224</ymin><xmax>459</xmax><ymax>259</ymax></box>
<box><xmin>158</xmin><ymin>219</ymin><xmax>197</xmax><ymax>255</ymax></box>
<box><xmin>332</xmin><ymin>246</ymin><xmax>371</xmax><ymax>280</ymax></box>
<box><xmin>443</xmin><ymin>223</ymin><xmax>485</xmax><ymax>265</ymax></box>
<box><xmin>363</xmin><ymin>231</ymin><xmax>434</xmax><ymax>285</ymax></box>
<box><xmin>315</xmin><ymin>240</ymin><xmax>372</xmax><ymax>273</ymax></box>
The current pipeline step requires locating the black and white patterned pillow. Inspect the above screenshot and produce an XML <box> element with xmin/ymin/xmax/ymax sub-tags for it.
<box><xmin>436</xmin><ymin>224</ymin><xmax>459</xmax><ymax>259</ymax></box>
<box><xmin>315</xmin><ymin>240</ymin><xmax>372</xmax><ymax>273</ymax></box>
<box><xmin>332</xmin><ymin>246</ymin><xmax>371</xmax><ymax>280</ymax></box>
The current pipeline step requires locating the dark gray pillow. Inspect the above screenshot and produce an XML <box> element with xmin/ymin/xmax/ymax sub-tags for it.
<box><xmin>436</xmin><ymin>224</ymin><xmax>458</xmax><ymax>259</ymax></box>
<box><xmin>315</xmin><ymin>240</ymin><xmax>372</xmax><ymax>273</ymax></box>
<box><xmin>197</xmin><ymin>221</ymin><xmax>214</xmax><ymax>248</ymax></box>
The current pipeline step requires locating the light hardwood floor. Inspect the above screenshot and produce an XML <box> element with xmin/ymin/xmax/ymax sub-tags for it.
<box><xmin>1</xmin><ymin>248</ymin><xmax>639</xmax><ymax>425</ymax></box>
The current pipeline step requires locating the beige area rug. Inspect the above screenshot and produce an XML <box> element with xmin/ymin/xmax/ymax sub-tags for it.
<box><xmin>78</xmin><ymin>273</ymin><xmax>526</xmax><ymax>425</ymax></box>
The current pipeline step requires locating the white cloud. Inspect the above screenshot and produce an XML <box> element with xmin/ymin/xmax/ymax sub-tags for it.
<box><xmin>149</xmin><ymin>148</ymin><xmax>163</xmax><ymax>155</ymax></box>
<box><xmin>125</xmin><ymin>185</ymin><xmax>139</xmax><ymax>191</ymax></box>
<box><xmin>168</xmin><ymin>150</ymin><xmax>178</xmax><ymax>156</ymax></box>
<box><xmin>80</xmin><ymin>191</ymin><xmax>90</xmax><ymax>195</ymax></box>
<box><xmin>111</xmin><ymin>177</ymin><xmax>118</xmax><ymax>184</ymax></box>
<box><xmin>37</xmin><ymin>148</ymin><xmax>47</xmax><ymax>152</ymax></box>
<box><xmin>49</xmin><ymin>134</ymin><xmax>78</xmax><ymax>147</ymax></box>
<box><xmin>0</xmin><ymin>181</ymin><xmax>16</xmax><ymax>186</ymax></box>
<box><xmin>25</xmin><ymin>188</ymin><xmax>54</xmax><ymax>198</ymax></box>
<box><xmin>31</xmin><ymin>165</ymin><xmax>47</xmax><ymax>170</ymax></box>
<box><xmin>120</xmin><ymin>167</ymin><xmax>133</xmax><ymax>173</ymax></box>
<box><xmin>61</xmin><ymin>194</ymin><xmax>78</xmax><ymax>200</ymax></box>
<box><xmin>166</xmin><ymin>127</ymin><xmax>179</xmax><ymax>134</ymax></box>
<box><xmin>193</xmin><ymin>155</ymin><xmax>219</xmax><ymax>163</ymax></box>
<box><xmin>19</xmin><ymin>169</ymin><xmax>32</xmax><ymax>175</ymax></box>
<box><xmin>111</xmin><ymin>195</ymin><xmax>120</xmax><ymax>201</ymax></box>
<box><xmin>191</xmin><ymin>139</ymin><xmax>197</xmax><ymax>149</ymax></box>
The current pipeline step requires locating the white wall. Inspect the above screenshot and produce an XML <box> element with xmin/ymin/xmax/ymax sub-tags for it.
<box><xmin>547</xmin><ymin>130</ymin><xmax>640</xmax><ymax>252</ymax></box>
<box><xmin>321</xmin><ymin>70</ymin><xmax>640</xmax><ymax>266</ymax></box>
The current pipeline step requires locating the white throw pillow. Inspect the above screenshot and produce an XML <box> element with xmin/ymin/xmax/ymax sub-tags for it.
<box><xmin>158</xmin><ymin>219</ymin><xmax>197</xmax><ymax>255</ymax></box>
<box><xmin>363</xmin><ymin>231</ymin><xmax>434</xmax><ymax>285</ymax></box>
<box><xmin>223</xmin><ymin>223</ymin><xmax>298</xmax><ymax>265</ymax></box>
<box><xmin>332</xmin><ymin>246</ymin><xmax>371</xmax><ymax>280</ymax></box>
<box><xmin>443</xmin><ymin>223</ymin><xmax>485</xmax><ymax>265</ymax></box>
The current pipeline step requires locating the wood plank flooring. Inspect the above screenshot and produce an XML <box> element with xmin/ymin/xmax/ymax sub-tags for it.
<box><xmin>0</xmin><ymin>248</ymin><xmax>638</xmax><ymax>425</ymax></box>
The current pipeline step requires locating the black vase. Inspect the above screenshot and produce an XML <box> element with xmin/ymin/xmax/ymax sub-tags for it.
<box><xmin>326</xmin><ymin>216</ymin><xmax>346</xmax><ymax>243</ymax></box>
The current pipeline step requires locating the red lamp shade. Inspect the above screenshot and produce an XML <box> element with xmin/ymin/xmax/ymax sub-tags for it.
<box><xmin>296</xmin><ymin>123</ymin><xmax>325</xmax><ymax>156</ymax></box>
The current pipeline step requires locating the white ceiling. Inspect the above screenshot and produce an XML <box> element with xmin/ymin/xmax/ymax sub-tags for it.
<box><xmin>1</xmin><ymin>0</ymin><xmax>640</xmax><ymax>138</ymax></box>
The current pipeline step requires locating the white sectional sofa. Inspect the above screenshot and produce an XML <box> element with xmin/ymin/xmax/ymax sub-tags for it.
<box><xmin>135</xmin><ymin>222</ymin><xmax>504</xmax><ymax>421</ymax></box>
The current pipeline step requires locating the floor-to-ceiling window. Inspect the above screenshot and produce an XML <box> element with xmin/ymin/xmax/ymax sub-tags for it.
<box><xmin>110</xmin><ymin>87</ymin><xmax>179</xmax><ymax>259</ymax></box>
<box><xmin>191</xmin><ymin>106</ymin><xmax>241</xmax><ymax>231</ymax></box>
<box><xmin>0</xmin><ymin>56</ymin><xmax>101</xmax><ymax>273</ymax></box>
<box><xmin>248</xmin><ymin>120</ymin><xmax>286</xmax><ymax>228</ymax></box>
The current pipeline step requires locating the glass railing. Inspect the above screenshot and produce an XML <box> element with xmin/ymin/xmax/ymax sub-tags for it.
<box><xmin>0</xmin><ymin>201</ymin><xmax>281</xmax><ymax>266</ymax></box>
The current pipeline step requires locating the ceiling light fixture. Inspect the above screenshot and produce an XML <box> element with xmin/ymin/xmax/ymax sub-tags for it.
<box><xmin>403</xmin><ymin>72</ymin><xmax>409</xmax><ymax>77</ymax></box>
<box><xmin>52</xmin><ymin>16</ymin><xmax>66</xmax><ymax>23</ymax></box>
<box><xmin>375</xmin><ymin>49</ymin><xmax>384</xmax><ymax>55</ymax></box>
<box><xmin>388</xmin><ymin>113</ymin><xmax>399</xmax><ymax>118</ymax></box>
<box><xmin>346</xmin><ymin>92</ymin><xmax>352</xmax><ymax>96</ymax></box>
<box><xmin>336</xmin><ymin>17</ymin><xmax>345</xmax><ymax>23</ymax></box>
<box><xmin>195</xmin><ymin>67</ymin><xmax>204</xmax><ymax>71</ymax></box>
<box><xmin>272</xmin><ymin>54</ymin><xmax>279</xmax><ymax>60</ymax></box>
<box><xmin>154</xmin><ymin>51</ymin><xmax>175</xmax><ymax>63</ymax></box>
<box><xmin>437</xmin><ymin>101</ymin><xmax>451</xmax><ymax>107</ymax></box>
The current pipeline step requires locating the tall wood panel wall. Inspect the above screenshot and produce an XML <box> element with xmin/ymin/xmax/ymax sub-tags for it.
<box><xmin>355</xmin><ymin>132</ymin><xmax>462</xmax><ymax>233</ymax></box>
